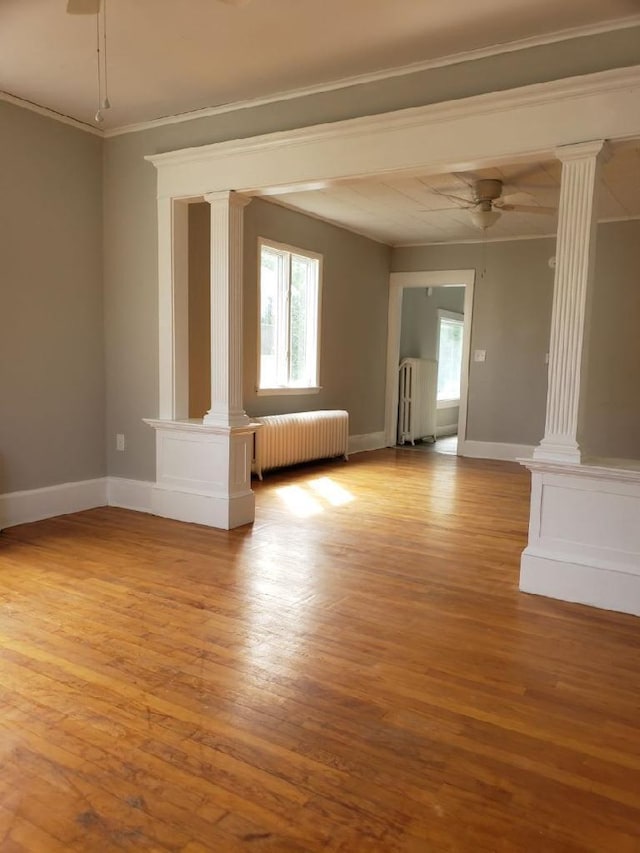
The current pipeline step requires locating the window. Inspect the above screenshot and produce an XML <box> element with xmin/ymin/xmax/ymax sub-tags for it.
<box><xmin>258</xmin><ymin>239</ymin><xmax>321</xmax><ymax>393</ymax></box>
<box><xmin>437</xmin><ymin>310</ymin><xmax>464</xmax><ymax>404</ymax></box>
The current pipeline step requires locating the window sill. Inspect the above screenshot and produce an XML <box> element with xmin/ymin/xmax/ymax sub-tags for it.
<box><xmin>437</xmin><ymin>398</ymin><xmax>460</xmax><ymax>410</ymax></box>
<box><xmin>256</xmin><ymin>386</ymin><xmax>322</xmax><ymax>397</ymax></box>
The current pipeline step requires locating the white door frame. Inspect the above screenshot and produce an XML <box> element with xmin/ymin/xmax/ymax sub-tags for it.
<box><xmin>384</xmin><ymin>270</ymin><xmax>475</xmax><ymax>450</ymax></box>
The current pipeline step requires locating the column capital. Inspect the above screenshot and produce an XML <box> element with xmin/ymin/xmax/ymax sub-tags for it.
<box><xmin>554</xmin><ymin>139</ymin><xmax>609</xmax><ymax>164</ymax></box>
<box><xmin>203</xmin><ymin>190</ymin><xmax>252</xmax><ymax>209</ymax></box>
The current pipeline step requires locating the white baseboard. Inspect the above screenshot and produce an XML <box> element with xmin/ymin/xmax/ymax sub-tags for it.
<box><xmin>0</xmin><ymin>478</ymin><xmax>107</xmax><ymax>529</ymax></box>
<box><xmin>520</xmin><ymin>551</ymin><xmax>640</xmax><ymax>617</ymax></box>
<box><xmin>460</xmin><ymin>440</ymin><xmax>535</xmax><ymax>461</ymax></box>
<box><xmin>152</xmin><ymin>485</ymin><xmax>255</xmax><ymax>530</ymax></box>
<box><xmin>107</xmin><ymin>477</ymin><xmax>154</xmax><ymax>513</ymax></box>
<box><xmin>348</xmin><ymin>431</ymin><xmax>387</xmax><ymax>454</ymax></box>
<box><xmin>436</xmin><ymin>424</ymin><xmax>458</xmax><ymax>437</ymax></box>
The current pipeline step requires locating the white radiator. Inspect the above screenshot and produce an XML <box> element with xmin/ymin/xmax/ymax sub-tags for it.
<box><xmin>252</xmin><ymin>410</ymin><xmax>349</xmax><ymax>479</ymax></box>
<box><xmin>398</xmin><ymin>358</ymin><xmax>438</xmax><ymax>445</ymax></box>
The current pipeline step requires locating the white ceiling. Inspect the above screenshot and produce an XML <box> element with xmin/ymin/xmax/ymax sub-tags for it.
<box><xmin>1</xmin><ymin>0</ymin><xmax>639</xmax><ymax>130</ymax></box>
<box><xmin>258</xmin><ymin>141</ymin><xmax>640</xmax><ymax>245</ymax></box>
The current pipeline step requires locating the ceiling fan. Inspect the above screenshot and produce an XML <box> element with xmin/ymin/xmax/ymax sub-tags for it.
<box><xmin>434</xmin><ymin>178</ymin><xmax>556</xmax><ymax>230</ymax></box>
<box><xmin>67</xmin><ymin>0</ymin><xmax>248</xmax><ymax>11</ymax></box>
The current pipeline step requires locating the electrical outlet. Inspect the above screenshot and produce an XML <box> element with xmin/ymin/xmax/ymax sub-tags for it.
<box><xmin>473</xmin><ymin>350</ymin><xmax>486</xmax><ymax>363</ymax></box>
<box><xmin>116</xmin><ymin>433</ymin><xmax>125</xmax><ymax>452</ymax></box>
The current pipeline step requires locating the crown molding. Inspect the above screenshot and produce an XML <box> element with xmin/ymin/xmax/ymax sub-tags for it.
<box><xmin>108</xmin><ymin>14</ymin><xmax>640</xmax><ymax>139</ymax></box>
<box><xmin>3</xmin><ymin>15</ymin><xmax>639</xmax><ymax>140</ymax></box>
<box><xmin>0</xmin><ymin>90</ymin><xmax>103</xmax><ymax>137</ymax></box>
<box><xmin>391</xmin><ymin>214</ymin><xmax>640</xmax><ymax>248</ymax></box>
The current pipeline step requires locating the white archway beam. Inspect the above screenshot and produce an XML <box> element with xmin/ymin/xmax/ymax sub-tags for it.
<box><xmin>147</xmin><ymin>67</ymin><xmax>640</xmax><ymax>199</ymax></box>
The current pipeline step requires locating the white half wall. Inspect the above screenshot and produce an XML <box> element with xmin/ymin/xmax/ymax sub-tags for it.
<box><xmin>520</xmin><ymin>459</ymin><xmax>640</xmax><ymax>616</ymax></box>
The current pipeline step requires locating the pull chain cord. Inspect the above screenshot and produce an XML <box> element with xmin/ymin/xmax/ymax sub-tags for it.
<box><xmin>102</xmin><ymin>0</ymin><xmax>111</xmax><ymax>110</ymax></box>
<box><xmin>94</xmin><ymin>10</ymin><xmax>103</xmax><ymax>123</ymax></box>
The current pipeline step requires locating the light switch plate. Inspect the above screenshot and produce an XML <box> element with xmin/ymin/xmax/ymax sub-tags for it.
<box><xmin>474</xmin><ymin>350</ymin><xmax>486</xmax><ymax>363</ymax></box>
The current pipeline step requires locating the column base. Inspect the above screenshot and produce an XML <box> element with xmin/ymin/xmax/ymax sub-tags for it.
<box><xmin>533</xmin><ymin>437</ymin><xmax>581</xmax><ymax>464</ymax></box>
<box><xmin>151</xmin><ymin>486</ymin><xmax>254</xmax><ymax>530</ymax></box>
<box><xmin>143</xmin><ymin>418</ymin><xmax>258</xmax><ymax>530</ymax></box>
<box><xmin>520</xmin><ymin>550</ymin><xmax>640</xmax><ymax>617</ymax></box>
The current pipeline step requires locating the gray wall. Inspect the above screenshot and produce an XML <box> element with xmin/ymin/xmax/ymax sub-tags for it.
<box><xmin>244</xmin><ymin>200</ymin><xmax>390</xmax><ymax>435</ymax></box>
<box><xmin>188</xmin><ymin>204</ymin><xmax>211</xmax><ymax>419</ymax></box>
<box><xmin>187</xmin><ymin>198</ymin><xmax>391</xmax><ymax>436</ymax></box>
<box><xmin>100</xmin><ymin>25</ymin><xmax>640</xmax><ymax>480</ymax></box>
<box><xmin>0</xmin><ymin>101</ymin><xmax>104</xmax><ymax>493</ymax></box>
<box><xmin>582</xmin><ymin>221</ymin><xmax>640</xmax><ymax>460</ymax></box>
<box><xmin>392</xmin><ymin>239</ymin><xmax>555</xmax><ymax>446</ymax></box>
<box><xmin>393</xmin><ymin>223</ymin><xmax>640</xmax><ymax>458</ymax></box>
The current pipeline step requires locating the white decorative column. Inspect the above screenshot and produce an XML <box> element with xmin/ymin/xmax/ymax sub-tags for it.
<box><xmin>145</xmin><ymin>191</ymin><xmax>258</xmax><ymax>531</ymax></box>
<box><xmin>533</xmin><ymin>140</ymin><xmax>606</xmax><ymax>464</ymax></box>
<box><xmin>203</xmin><ymin>191</ymin><xmax>251</xmax><ymax>428</ymax></box>
<box><xmin>520</xmin><ymin>139</ymin><xmax>640</xmax><ymax>618</ymax></box>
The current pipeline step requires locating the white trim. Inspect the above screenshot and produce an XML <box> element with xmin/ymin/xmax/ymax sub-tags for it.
<box><xmin>145</xmin><ymin>66</ymin><xmax>640</xmax><ymax>184</ymax></box>
<box><xmin>461</xmin><ymin>440</ymin><xmax>536</xmax><ymax>461</ymax></box>
<box><xmin>106</xmin><ymin>477</ymin><xmax>154</xmax><ymax>513</ymax></box>
<box><xmin>395</xmin><ymin>214</ymin><xmax>640</xmax><ymax>247</ymax></box>
<box><xmin>521</xmin><ymin>456</ymin><xmax>640</xmax><ymax>483</ymax></box>
<box><xmin>520</xmin><ymin>553</ymin><xmax>640</xmax><ymax>617</ymax></box>
<box><xmin>437</xmin><ymin>399</ymin><xmax>460</xmax><ymax>410</ymax></box>
<box><xmin>348</xmin><ymin>432</ymin><xmax>387</xmax><ymax>455</ymax></box>
<box><xmin>107</xmin><ymin>16</ymin><xmax>640</xmax><ymax>138</ymax></box>
<box><xmin>384</xmin><ymin>270</ymin><xmax>475</xmax><ymax>452</ymax></box>
<box><xmin>0</xmin><ymin>478</ymin><xmax>107</xmax><ymax>529</ymax></box>
<box><xmin>0</xmin><ymin>90</ymin><xmax>103</xmax><ymax>136</ymax></box>
<box><xmin>256</xmin><ymin>387</ymin><xmax>322</xmax><ymax>396</ymax></box>
<box><xmin>436</xmin><ymin>424</ymin><xmax>458</xmax><ymax>438</ymax></box>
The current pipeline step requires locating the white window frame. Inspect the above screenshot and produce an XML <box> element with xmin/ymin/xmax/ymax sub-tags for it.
<box><xmin>436</xmin><ymin>309</ymin><xmax>464</xmax><ymax>409</ymax></box>
<box><xmin>257</xmin><ymin>237</ymin><xmax>323</xmax><ymax>396</ymax></box>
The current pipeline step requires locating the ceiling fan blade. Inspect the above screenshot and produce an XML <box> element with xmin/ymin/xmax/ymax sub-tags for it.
<box><xmin>430</xmin><ymin>190</ymin><xmax>473</xmax><ymax>206</ymax></box>
<box><xmin>501</xmin><ymin>191</ymin><xmax>537</xmax><ymax>205</ymax></box>
<box><xmin>418</xmin><ymin>205</ymin><xmax>472</xmax><ymax>212</ymax></box>
<box><xmin>67</xmin><ymin>0</ymin><xmax>101</xmax><ymax>13</ymax></box>
<box><xmin>497</xmin><ymin>203</ymin><xmax>556</xmax><ymax>215</ymax></box>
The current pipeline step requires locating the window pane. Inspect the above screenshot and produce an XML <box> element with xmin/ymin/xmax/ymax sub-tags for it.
<box><xmin>259</xmin><ymin>241</ymin><xmax>320</xmax><ymax>391</ymax></box>
<box><xmin>437</xmin><ymin>318</ymin><xmax>463</xmax><ymax>400</ymax></box>
<box><xmin>289</xmin><ymin>254</ymin><xmax>318</xmax><ymax>386</ymax></box>
<box><xmin>260</xmin><ymin>247</ymin><xmax>286</xmax><ymax>388</ymax></box>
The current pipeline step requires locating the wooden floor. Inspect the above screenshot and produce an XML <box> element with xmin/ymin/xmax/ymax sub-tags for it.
<box><xmin>1</xmin><ymin>449</ymin><xmax>640</xmax><ymax>852</ymax></box>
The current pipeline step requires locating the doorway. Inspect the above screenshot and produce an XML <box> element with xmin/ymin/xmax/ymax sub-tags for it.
<box><xmin>384</xmin><ymin>270</ymin><xmax>475</xmax><ymax>454</ymax></box>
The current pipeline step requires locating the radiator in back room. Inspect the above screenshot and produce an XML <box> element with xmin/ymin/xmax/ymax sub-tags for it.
<box><xmin>398</xmin><ymin>358</ymin><xmax>437</xmax><ymax>445</ymax></box>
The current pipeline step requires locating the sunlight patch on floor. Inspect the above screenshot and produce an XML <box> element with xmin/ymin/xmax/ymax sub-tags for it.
<box><xmin>276</xmin><ymin>477</ymin><xmax>355</xmax><ymax>516</ymax></box>
<box><xmin>308</xmin><ymin>477</ymin><xmax>355</xmax><ymax>507</ymax></box>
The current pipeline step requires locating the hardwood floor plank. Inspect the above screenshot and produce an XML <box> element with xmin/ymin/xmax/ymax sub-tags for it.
<box><xmin>2</xmin><ymin>449</ymin><xmax>640</xmax><ymax>851</ymax></box>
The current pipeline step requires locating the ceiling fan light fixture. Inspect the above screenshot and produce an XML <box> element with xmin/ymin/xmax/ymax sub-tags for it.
<box><xmin>470</xmin><ymin>208</ymin><xmax>501</xmax><ymax>230</ymax></box>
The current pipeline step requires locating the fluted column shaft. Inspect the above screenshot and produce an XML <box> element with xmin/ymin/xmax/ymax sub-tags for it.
<box><xmin>203</xmin><ymin>191</ymin><xmax>251</xmax><ymax>428</ymax></box>
<box><xmin>534</xmin><ymin>140</ymin><xmax>605</xmax><ymax>464</ymax></box>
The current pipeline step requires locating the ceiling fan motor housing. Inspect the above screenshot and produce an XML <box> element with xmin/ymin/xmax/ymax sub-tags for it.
<box><xmin>473</xmin><ymin>179</ymin><xmax>503</xmax><ymax>203</ymax></box>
